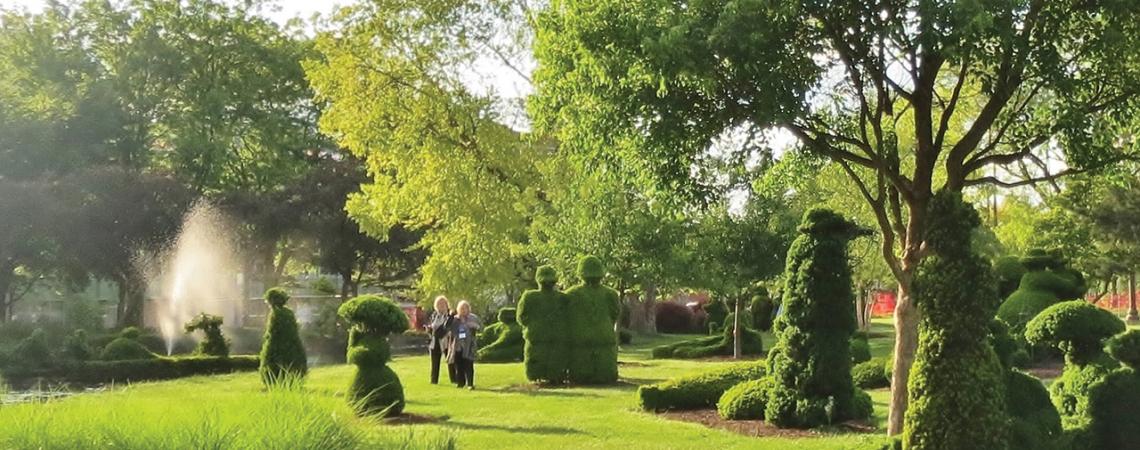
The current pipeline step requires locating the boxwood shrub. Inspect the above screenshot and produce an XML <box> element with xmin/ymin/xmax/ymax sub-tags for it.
<box><xmin>259</xmin><ymin>288</ymin><xmax>308</xmax><ymax>386</ymax></box>
<box><xmin>637</xmin><ymin>361</ymin><xmax>765</xmax><ymax>411</ymax></box>
<box><xmin>852</xmin><ymin>357</ymin><xmax>890</xmax><ymax>389</ymax></box>
<box><xmin>750</xmin><ymin>293</ymin><xmax>775</xmax><ymax>332</ymax></box>
<box><xmin>517</xmin><ymin>265</ymin><xmax>570</xmax><ymax>384</ymax></box>
<box><xmin>1006</xmin><ymin>369</ymin><xmax>1064</xmax><ymax>450</ymax></box>
<box><xmin>717</xmin><ymin>377</ymin><xmax>773</xmax><ymax>420</ymax></box>
<box><xmin>1083</xmin><ymin>330</ymin><xmax>1140</xmax><ymax>450</ymax></box>
<box><xmin>565</xmin><ymin>256</ymin><xmax>622</xmax><ymax>385</ymax></box>
<box><xmin>340</xmin><ymin>294</ymin><xmax>409</xmax><ymax>417</ymax></box>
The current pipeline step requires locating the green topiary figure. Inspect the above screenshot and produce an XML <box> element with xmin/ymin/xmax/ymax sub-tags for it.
<box><xmin>259</xmin><ymin>288</ymin><xmax>308</xmax><ymax>386</ymax></box>
<box><xmin>1084</xmin><ymin>330</ymin><xmax>1140</xmax><ymax>450</ymax></box>
<box><xmin>517</xmin><ymin>265</ymin><xmax>570</xmax><ymax>383</ymax></box>
<box><xmin>717</xmin><ymin>376</ymin><xmax>774</xmax><ymax>420</ymax></box>
<box><xmin>184</xmin><ymin>313</ymin><xmax>229</xmax><ymax>357</ymax></box>
<box><xmin>997</xmin><ymin>249</ymin><xmax>1088</xmax><ymax>338</ymax></box>
<box><xmin>339</xmin><ymin>294</ymin><xmax>409</xmax><ymax>416</ymax></box>
<box><xmin>650</xmin><ymin>312</ymin><xmax>764</xmax><ymax>359</ymax></box>
<box><xmin>477</xmin><ymin>307</ymin><xmax>524</xmax><ymax>362</ymax></box>
<box><xmin>565</xmin><ymin>256</ymin><xmax>621</xmax><ymax>384</ymax></box>
<box><xmin>994</xmin><ymin>256</ymin><xmax>1027</xmax><ymax>300</ymax></box>
<box><xmin>764</xmin><ymin>208</ymin><xmax>870</xmax><ymax>428</ymax></box>
<box><xmin>62</xmin><ymin>329</ymin><xmax>93</xmax><ymax>361</ymax></box>
<box><xmin>14</xmin><ymin>328</ymin><xmax>53</xmax><ymax>367</ymax></box>
<box><xmin>704</xmin><ymin>299</ymin><xmax>728</xmax><ymax>335</ymax></box>
<box><xmin>101</xmin><ymin>327</ymin><xmax>158</xmax><ymax>361</ymax></box>
<box><xmin>1025</xmin><ymin>300</ymin><xmax>1124</xmax><ymax>429</ymax></box>
<box><xmin>903</xmin><ymin>191</ymin><xmax>1009</xmax><ymax>450</ymax></box>
<box><xmin>750</xmin><ymin>291</ymin><xmax>776</xmax><ymax>332</ymax></box>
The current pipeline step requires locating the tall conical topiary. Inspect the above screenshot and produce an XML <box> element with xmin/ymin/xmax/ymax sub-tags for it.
<box><xmin>185</xmin><ymin>313</ymin><xmax>229</xmax><ymax>357</ymax></box>
<box><xmin>903</xmin><ymin>191</ymin><xmax>1008</xmax><ymax>449</ymax></box>
<box><xmin>259</xmin><ymin>288</ymin><xmax>308</xmax><ymax>386</ymax></box>
<box><xmin>566</xmin><ymin>256</ymin><xmax>621</xmax><ymax>384</ymax></box>
<box><xmin>518</xmin><ymin>265</ymin><xmax>570</xmax><ymax>383</ymax></box>
<box><xmin>340</xmin><ymin>294</ymin><xmax>409</xmax><ymax>416</ymax></box>
<box><xmin>764</xmin><ymin>209</ymin><xmax>871</xmax><ymax>428</ymax></box>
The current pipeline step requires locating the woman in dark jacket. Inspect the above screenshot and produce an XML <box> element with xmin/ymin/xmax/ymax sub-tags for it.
<box><xmin>447</xmin><ymin>300</ymin><xmax>482</xmax><ymax>389</ymax></box>
<box><xmin>426</xmin><ymin>295</ymin><xmax>456</xmax><ymax>384</ymax></box>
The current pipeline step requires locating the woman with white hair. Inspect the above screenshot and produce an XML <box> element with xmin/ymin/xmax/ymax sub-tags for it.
<box><xmin>446</xmin><ymin>300</ymin><xmax>482</xmax><ymax>389</ymax></box>
<box><xmin>425</xmin><ymin>295</ymin><xmax>456</xmax><ymax>384</ymax></box>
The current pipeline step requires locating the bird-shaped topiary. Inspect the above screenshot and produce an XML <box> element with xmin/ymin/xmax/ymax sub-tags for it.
<box><xmin>259</xmin><ymin>288</ymin><xmax>308</xmax><ymax>386</ymax></box>
<box><xmin>185</xmin><ymin>313</ymin><xmax>229</xmax><ymax>357</ymax></box>
<box><xmin>339</xmin><ymin>294</ymin><xmax>409</xmax><ymax>416</ymax></box>
<box><xmin>565</xmin><ymin>256</ymin><xmax>622</xmax><ymax>384</ymax></box>
<box><xmin>517</xmin><ymin>265</ymin><xmax>570</xmax><ymax>383</ymax></box>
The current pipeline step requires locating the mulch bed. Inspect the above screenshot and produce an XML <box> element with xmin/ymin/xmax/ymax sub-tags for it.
<box><xmin>659</xmin><ymin>409</ymin><xmax>877</xmax><ymax>439</ymax></box>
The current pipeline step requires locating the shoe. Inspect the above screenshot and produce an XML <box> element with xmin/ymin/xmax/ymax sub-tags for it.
<box><xmin>467</xmin><ymin>386</ymin><xmax>475</xmax><ymax>390</ymax></box>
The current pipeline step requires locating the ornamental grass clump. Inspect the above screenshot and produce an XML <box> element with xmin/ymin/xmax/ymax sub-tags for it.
<box><xmin>184</xmin><ymin>313</ymin><xmax>229</xmax><ymax>357</ymax></box>
<box><xmin>101</xmin><ymin>327</ymin><xmax>158</xmax><ymax>361</ymax></box>
<box><xmin>477</xmin><ymin>307</ymin><xmax>524</xmax><ymax>362</ymax></box>
<box><xmin>903</xmin><ymin>191</ymin><xmax>1008</xmax><ymax>450</ymax></box>
<box><xmin>259</xmin><ymin>288</ymin><xmax>308</xmax><ymax>387</ymax></box>
<box><xmin>517</xmin><ymin>265</ymin><xmax>570</xmax><ymax>383</ymax></box>
<box><xmin>763</xmin><ymin>208</ymin><xmax>870</xmax><ymax>428</ymax></box>
<box><xmin>339</xmin><ymin>294</ymin><xmax>409</xmax><ymax>417</ymax></box>
<box><xmin>565</xmin><ymin>256</ymin><xmax>621</xmax><ymax>384</ymax></box>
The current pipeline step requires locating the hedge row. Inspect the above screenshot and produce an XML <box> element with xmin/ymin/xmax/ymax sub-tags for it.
<box><xmin>2</xmin><ymin>355</ymin><xmax>259</xmax><ymax>385</ymax></box>
<box><xmin>637</xmin><ymin>361</ymin><xmax>765</xmax><ymax>411</ymax></box>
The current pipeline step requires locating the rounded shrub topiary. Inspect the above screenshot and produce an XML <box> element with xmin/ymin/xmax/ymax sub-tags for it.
<box><xmin>717</xmin><ymin>377</ymin><xmax>773</xmax><ymax>420</ymax></box>
<box><xmin>101</xmin><ymin>327</ymin><xmax>158</xmax><ymax>361</ymax></box>
<box><xmin>637</xmin><ymin>361</ymin><xmax>765</xmax><ymax>411</ymax></box>
<box><xmin>1106</xmin><ymin>329</ymin><xmax>1140</xmax><ymax>369</ymax></box>
<box><xmin>655</xmin><ymin>302</ymin><xmax>696</xmax><ymax>334</ymax></box>
<box><xmin>994</xmin><ymin>255</ymin><xmax>1027</xmax><ymax>300</ymax></box>
<box><xmin>339</xmin><ymin>294</ymin><xmax>409</xmax><ymax>416</ymax></box>
<box><xmin>184</xmin><ymin>313</ymin><xmax>229</xmax><ymax>357</ymax></box>
<box><xmin>750</xmin><ymin>292</ymin><xmax>775</xmax><ymax>332</ymax></box>
<box><xmin>1084</xmin><ymin>331</ymin><xmax>1140</xmax><ymax>450</ymax></box>
<box><xmin>764</xmin><ymin>208</ymin><xmax>869</xmax><ymax>429</ymax></box>
<box><xmin>565</xmin><ymin>256</ymin><xmax>621</xmax><ymax>384</ymax></box>
<box><xmin>517</xmin><ymin>265</ymin><xmax>570</xmax><ymax>383</ymax></box>
<box><xmin>850</xmin><ymin>335</ymin><xmax>871</xmax><ymax>364</ymax></box>
<box><xmin>259</xmin><ymin>288</ymin><xmax>308</xmax><ymax>387</ymax></box>
<box><xmin>1006</xmin><ymin>370</ymin><xmax>1064</xmax><ymax>450</ymax></box>
<box><xmin>13</xmin><ymin>328</ymin><xmax>53</xmax><ymax>367</ymax></box>
<box><xmin>997</xmin><ymin>249</ymin><xmax>1088</xmax><ymax>338</ymax></box>
<box><xmin>903</xmin><ymin>191</ymin><xmax>1008</xmax><ymax>449</ymax></box>
<box><xmin>478</xmin><ymin>307</ymin><xmax>524</xmax><ymax>362</ymax></box>
<box><xmin>704</xmin><ymin>300</ymin><xmax>728</xmax><ymax>335</ymax></box>
<box><xmin>1025</xmin><ymin>300</ymin><xmax>1125</xmax><ymax>365</ymax></box>
<box><xmin>852</xmin><ymin>357</ymin><xmax>890</xmax><ymax>389</ymax></box>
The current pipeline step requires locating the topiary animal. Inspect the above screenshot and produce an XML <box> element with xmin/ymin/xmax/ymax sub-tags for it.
<box><xmin>259</xmin><ymin>288</ymin><xmax>308</xmax><ymax>386</ymax></box>
<box><xmin>565</xmin><ymin>256</ymin><xmax>621</xmax><ymax>384</ymax></box>
<box><xmin>184</xmin><ymin>313</ymin><xmax>229</xmax><ymax>357</ymax></box>
<box><xmin>339</xmin><ymin>294</ymin><xmax>409</xmax><ymax>416</ymax></box>
<box><xmin>997</xmin><ymin>248</ymin><xmax>1088</xmax><ymax>338</ymax></box>
<box><xmin>101</xmin><ymin>327</ymin><xmax>158</xmax><ymax>361</ymax></box>
<box><xmin>478</xmin><ymin>307</ymin><xmax>524</xmax><ymax>362</ymax></box>
<box><xmin>517</xmin><ymin>265</ymin><xmax>570</xmax><ymax>383</ymax></box>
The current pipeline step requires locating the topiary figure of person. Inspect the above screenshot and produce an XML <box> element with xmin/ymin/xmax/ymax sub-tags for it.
<box><xmin>566</xmin><ymin>256</ymin><xmax>621</xmax><ymax>384</ymax></box>
<box><xmin>764</xmin><ymin>208</ymin><xmax>871</xmax><ymax>428</ymax></box>
<box><xmin>1025</xmin><ymin>299</ymin><xmax>1124</xmax><ymax>429</ymax></box>
<box><xmin>517</xmin><ymin>265</ymin><xmax>570</xmax><ymax>384</ymax></box>
<box><xmin>704</xmin><ymin>299</ymin><xmax>728</xmax><ymax>335</ymax></box>
<box><xmin>1084</xmin><ymin>330</ymin><xmax>1140</xmax><ymax>450</ymax></box>
<box><xmin>339</xmin><ymin>294</ymin><xmax>409</xmax><ymax>416</ymax></box>
<box><xmin>750</xmin><ymin>290</ymin><xmax>775</xmax><ymax>332</ymax></box>
<box><xmin>997</xmin><ymin>248</ymin><xmax>1088</xmax><ymax>338</ymax></box>
<box><xmin>478</xmin><ymin>307</ymin><xmax>524</xmax><ymax>362</ymax></box>
<box><xmin>903</xmin><ymin>191</ymin><xmax>1009</xmax><ymax>449</ymax></box>
<box><xmin>101</xmin><ymin>327</ymin><xmax>158</xmax><ymax>361</ymax></box>
<box><xmin>259</xmin><ymin>288</ymin><xmax>308</xmax><ymax>386</ymax></box>
<box><xmin>184</xmin><ymin>313</ymin><xmax>229</xmax><ymax>357</ymax></box>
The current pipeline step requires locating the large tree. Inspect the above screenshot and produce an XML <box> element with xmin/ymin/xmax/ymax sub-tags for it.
<box><xmin>531</xmin><ymin>0</ymin><xmax>1140</xmax><ymax>433</ymax></box>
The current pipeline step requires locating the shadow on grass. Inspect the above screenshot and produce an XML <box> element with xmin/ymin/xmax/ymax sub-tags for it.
<box><xmin>488</xmin><ymin>385</ymin><xmax>603</xmax><ymax>398</ymax></box>
<box><xmin>446</xmin><ymin>421</ymin><xmax>589</xmax><ymax>436</ymax></box>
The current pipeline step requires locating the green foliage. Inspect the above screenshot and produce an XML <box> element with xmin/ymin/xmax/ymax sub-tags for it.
<box><xmin>259</xmin><ymin>288</ymin><xmax>308</xmax><ymax>386</ymax></box>
<box><xmin>637</xmin><ymin>362</ymin><xmax>766</xmax><ymax>411</ymax></box>
<box><xmin>1085</xmin><ymin>366</ymin><xmax>1140</xmax><ymax>450</ymax></box>
<box><xmin>650</xmin><ymin>313</ymin><xmax>764</xmax><ymax>359</ymax></box>
<box><xmin>904</xmin><ymin>191</ymin><xmax>1008</xmax><ymax>450</ymax></box>
<box><xmin>1005</xmin><ymin>370</ymin><xmax>1064</xmax><ymax>450</ymax></box>
<box><xmin>184</xmin><ymin>313</ymin><xmax>229</xmax><ymax>358</ymax></box>
<box><xmin>618</xmin><ymin>328</ymin><xmax>633</xmax><ymax>345</ymax></box>
<box><xmin>997</xmin><ymin>249</ymin><xmax>1089</xmax><ymax>337</ymax></box>
<box><xmin>1025</xmin><ymin>300</ymin><xmax>1125</xmax><ymax>364</ymax></box>
<box><xmin>852</xmin><ymin>358</ymin><xmax>890</xmax><ymax>389</ymax></box>
<box><xmin>62</xmin><ymin>329</ymin><xmax>93</xmax><ymax>361</ymax></box>
<box><xmin>477</xmin><ymin>308</ymin><xmax>524</xmax><ymax>363</ymax></box>
<box><xmin>717</xmin><ymin>377</ymin><xmax>773</xmax><ymax>420</ymax></box>
<box><xmin>517</xmin><ymin>272</ymin><xmax>569</xmax><ymax>384</ymax></box>
<box><xmin>704</xmin><ymin>300</ymin><xmax>727</xmax><ymax>335</ymax></box>
<box><xmin>311</xmin><ymin>277</ymin><xmax>337</xmax><ymax>295</ymax></box>
<box><xmin>1106</xmin><ymin>329</ymin><xmax>1140</xmax><ymax>369</ymax></box>
<box><xmin>565</xmin><ymin>256</ymin><xmax>621</xmax><ymax>384</ymax></box>
<box><xmin>994</xmin><ymin>256</ymin><xmax>1027</xmax><ymax>300</ymax></box>
<box><xmin>340</xmin><ymin>295</ymin><xmax>406</xmax><ymax>416</ymax></box>
<box><xmin>990</xmin><ymin>319</ymin><xmax>1030</xmax><ymax>369</ymax></box>
<box><xmin>850</xmin><ymin>335</ymin><xmax>871</xmax><ymax>364</ymax></box>
<box><xmin>764</xmin><ymin>209</ymin><xmax>867</xmax><ymax>428</ymax></box>
<box><xmin>12</xmin><ymin>329</ymin><xmax>52</xmax><ymax>368</ymax></box>
<box><xmin>101</xmin><ymin>328</ymin><xmax>157</xmax><ymax>361</ymax></box>
<box><xmin>750</xmin><ymin>293</ymin><xmax>775</xmax><ymax>332</ymax></box>
<box><xmin>1</xmin><ymin>356</ymin><xmax>259</xmax><ymax>385</ymax></box>
<box><xmin>1050</xmin><ymin>353</ymin><xmax>1118</xmax><ymax>429</ymax></box>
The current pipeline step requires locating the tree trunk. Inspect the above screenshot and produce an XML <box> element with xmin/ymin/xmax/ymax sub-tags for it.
<box><xmin>115</xmin><ymin>273</ymin><xmax>147</xmax><ymax>328</ymax></box>
<box><xmin>732</xmin><ymin>295</ymin><xmax>742</xmax><ymax>359</ymax></box>
<box><xmin>1127</xmin><ymin>272</ymin><xmax>1138</xmax><ymax>323</ymax></box>
<box><xmin>626</xmin><ymin>281</ymin><xmax>658</xmax><ymax>334</ymax></box>
<box><xmin>887</xmin><ymin>281</ymin><xmax>918</xmax><ymax>435</ymax></box>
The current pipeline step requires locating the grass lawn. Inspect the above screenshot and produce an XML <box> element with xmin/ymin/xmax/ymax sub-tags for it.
<box><xmin>0</xmin><ymin>327</ymin><xmax>898</xmax><ymax>450</ymax></box>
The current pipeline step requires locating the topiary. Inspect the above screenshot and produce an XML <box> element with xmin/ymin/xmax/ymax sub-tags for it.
<box><xmin>903</xmin><ymin>191</ymin><xmax>1008</xmax><ymax>450</ymax></box>
<box><xmin>637</xmin><ymin>361</ymin><xmax>766</xmax><ymax>411</ymax></box>
<box><xmin>1083</xmin><ymin>330</ymin><xmax>1140</xmax><ymax>450</ymax></box>
<box><xmin>704</xmin><ymin>299</ymin><xmax>728</xmax><ymax>335</ymax></box>
<box><xmin>339</xmin><ymin>294</ymin><xmax>409</xmax><ymax>416</ymax></box>
<box><xmin>13</xmin><ymin>328</ymin><xmax>53</xmax><ymax>367</ymax></box>
<box><xmin>655</xmin><ymin>301</ymin><xmax>696</xmax><ymax>334</ymax></box>
<box><xmin>62</xmin><ymin>329</ymin><xmax>93</xmax><ymax>361</ymax></box>
<box><xmin>1025</xmin><ymin>300</ymin><xmax>1125</xmax><ymax>365</ymax></box>
<box><xmin>990</xmin><ymin>319</ymin><xmax>1030</xmax><ymax>369</ymax></box>
<box><xmin>997</xmin><ymin>249</ymin><xmax>1088</xmax><ymax>339</ymax></box>
<box><xmin>994</xmin><ymin>256</ymin><xmax>1027</xmax><ymax>300</ymax></box>
<box><xmin>852</xmin><ymin>357</ymin><xmax>890</xmax><ymax>389</ymax></box>
<box><xmin>764</xmin><ymin>208</ymin><xmax>869</xmax><ymax>429</ymax></box>
<box><xmin>517</xmin><ymin>265</ymin><xmax>570</xmax><ymax>384</ymax></box>
<box><xmin>478</xmin><ymin>307</ymin><xmax>524</xmax><ymax>362</ymax></box>
<box><xmin>717</xmin><ymin>377</ymin><xmax>773</xmax><ymax>420</ymax></box>
<box><xmin>184</xmin><ymin>313</ymin><xmax>229</xmax><ymax>357</ymax></box>
<box><xmin>750</xmin><ymin>292</ymin><xmax>775</xmax><ymax>332</ymax></box>
<box><xmin>651</xmin><ymin>312</ymin><xmax>764</xmax><ymax>359</ymax></box>
<box><xmin>1106</xmin><ymin>329</ymin><xmax>1140</xmax><ymax>368</ymax></box>
<box><xmin>850</xmin><ymin>335</ymin><xmax>871</xmax><ymax>364</ymax></box>
<box><xmin>100</xmin><ymin>327</ymin><xmax>158</xmax><ymax>361</ymax></box>
<box><xmin>565</xmin><ymin>256</ymin><xmax>621</xmax><ymax>384</ymax></box>
<box><xmin>259</xmin><ymin>288</ymin><xmax>308</xmax><ymax>386</ymax></box>
<box><xmin>1006</xmin><ymin>370</ymin><xmax>1064</xmax><ymax>450</ymax></box>
<box><xmin>618</xmin><ymin>328</ymin><xmax>633</xmax><ymax>345</ymax></box>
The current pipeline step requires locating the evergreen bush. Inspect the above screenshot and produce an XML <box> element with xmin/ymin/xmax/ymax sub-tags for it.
<box><xmin>618</xmin><ymin>328</ymin><xmax>633</xmax><ymax>345</ymax></box>
<box><xmin>994</xmin><ymin>256</ymin><xmax>1027</xmax><ymax>300</ymax></box>
<box><xmin>997</xmin><ymin>249</ymin><xmax>1088</xmax><ymax>338</ymax></box>
<box><xmin>1006</xmin><ymin>370</ymin><xmax>1064</xmax><ymax>450</ymax></box>
<box><xmin>655</xmin><ymin>302</ymin><xmax>696</xmax><ymax>334</ymax></box>
<box><xmin>650</xmin><ymin>312</ymin><xmax>763</xmax><ymax>359</ymax></box>
<box><xmin>1</xmin><ymin>355</ymin><xmax>259</xmax><ymax>384</ymax></box>
<box><xmin>259</xmin><ymin>288</ymin><xmax>308</xmax><ymax>386</ymax></box>
<box><xmin>565</xmin><ymin>256</ymin><xmax>621</xmax><ymax>384</ymax></box>
<box><xmin>1083</xmin><ymin>330</ymin><xmax>1140</xmax><ymax>450</ymax></box>
<box><xmin>62</xmin><ymin>329</ymin><xmax>93</xmax><ymax>361</ymax></box>
<box><xmin>13</xmin><ymin>328</ymin><xmax>53</xmax><ymax>367</ymax></box>
<box><xmin>101</xmin><ymin>327</ymin><xmax>158</xmax><ymax>361</ymax></box>
<box><xmin>764</xmin><ymin>208</ymin><xmax>869</xmax><ymax>429</ymax></box>
<box><xmin>339</xmin><ymin>294</ymin><xmax>409</xmax><ymax>416</ymax></box>
<box><xmin>478</xmin><ymin>307</ymin><xmax>524</xmax><ymax>362</ymax></box>
<box><xmin>637</xmin><ymin>361</ymin><xmax>765</xmax><ymax>411</ymax></box>
<box><xmin>852</xmin><ymin>358</ymin><xmax>890</xmax><ymax>389</ymax></box>
<box><xmin>704</xmin><ymin>300</ymin><xmax>727</xmax><ymax>335</ymax></box>
<box><xmin>717</xmin><ymin>377</ymin><xmax>773</xmax><ymax>420</ymax></box>
<box><xmin>517</xmin><ymin>265</ymin><xmax>570</xmax><ymax>383</ymax></box>
<box><xmin>750</xmin><ymin>293</ymin><xmax>775</xmax><ymax>332</ymax></box>
<box><xmin>904</xmin><ymin>191</ymin><xmax>1008</xmax><ymax>450</ymax></box>
<box><xmin>850</xmin><ymin>335</ymin><xmax>871</xmax><ymax>364</ymax></box>
<box><xmin>184</xmin><ymin>313</ymin><xmax>229</xmax><ymax>357</ymax></box>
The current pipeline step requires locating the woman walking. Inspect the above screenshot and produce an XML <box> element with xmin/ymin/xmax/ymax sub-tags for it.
<box><xmin>426</xmin><ymin>295</ymin><xmax>456</xmax><ymax>385</ymax></box>
<box><xmin>447</xmin><ymin>300</ymin><xmax>481</xmax><ymax>389</ymax></box>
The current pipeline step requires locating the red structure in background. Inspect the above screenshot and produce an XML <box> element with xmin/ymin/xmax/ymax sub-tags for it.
<box><xmin>1090</xmin><ymin>292</ymin><xmax>1140</xmax><ymax>313</ymax></box>
<box><xmin>870</xmin><ymin>290</ymin><xmax>897</xmax><ymax>316</ymax></box>
<box><xmin>868</xmin><ymin>289</ymin><xmax>1139</xmax><ymax>317</ymax></box>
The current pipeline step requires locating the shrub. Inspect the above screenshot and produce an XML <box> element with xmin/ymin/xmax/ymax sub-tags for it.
<box><xmin>259</xmin><ymin>288</ymin><xmax>308</xmax><ymax>386</ymax></box>
<box><xmin>1084</xmin><ymin>332</ymin><xmax>1140</xmax><ymax>450</ymax></box>
<box><xmin>651</xmin><ymin>313</ymin><xmax>763</xmax><ymax>358</ymax></box>
<box><xmin>994</xmin><ymin>255</ymin><xmax>1027</xmax><ymax>299</ymax></box>
<box><xmin>850</xmin><ymin>335</ymin><xmax>871</xmax><ymax>364</ymax></box>
<box><xmin>1106</xmin><ymin>329</ymin><xmax>1140</xmax><ymax>368</ymax></box>
<box><xmin>704</xmin><ymin>300</ymin><xmax>728</xmax><ymax>334</ymax></box>
<box><xmin>997</xmin><ymin>249</ymin><xmax>1088</xmax><ymax>338</ymax></box>
<box><xmin>618</xmin><ymin>328</ymin><xmax>633</xmax><ymax>345</ymax></box>
<box><xmin>904</xmin><ymin>191</ymin><xmax>1008</xmax><ymax>449</ymax></box>
<box><xmin>340</xmin><ymin>294</ymin><xmax>408</xmax><ymax>416</ymax></box>
<box><xmin>477</xmin><ymin>307</ymin><xmax>524</xmax><ymax>363</ymax></box>
<box><xmin>1</xmin><ymin>355</ymin><xmax>259</xmax><ymax>384</ymax></box>
<box><xmin>1006</xmin><ymin>370</ymin><xmax>1064</xmax><ymax>450</ymax></box>
<box><xmin>12</xmin><ymin>328</ymin><xmax>52</xmax><ymax>368</ymax></box>
<box><xmin>750</xmin><ymin>293</ymin><xmax>775</xmax><ymax>332</ymax></box>
<box><xmin>990</xmin><ymin>319</ymin><xmax>1030</xmax><ymax>369</ymax></box>
<box><xmin>517</xmin><ymin>265</ymin><xmax>570</xmax><ymax>383</ymax></box>
<box><xmin>852</xmin><ymin>358</ymin><xmax>890</xmax><ymax>389</ymax></box>
<box><xmin>717</xmin><ymin>377</ymin><xmax>773</xmax><ymax>420</ymax></box>
<box><xmin>62</xmin><ymin>329</ymin><xmax>93</xmax><ymax>361</ymax></box>
<box><xmin>184</xmin><ymin>313</ymin><xmax>229</xmax><ymax>357</ymax></box>
<box><xmin>565</xmin><ymin>255</ymin><xmax>621</xmax><ymax>384</ymax></box>
<box><xmin>637</xmin><ymin>361</ymin><xmax>765</xmax><ymax>411</ymax></box>
<box><xmin>101</xmin><ymin>328</ymin><xmax>158</xmax><ymax>361</ymax></box>
<box><xmin>764</xmin><ymin>208</ymin><xmax>868</xmax><ymax>429</ymax></box>
<box><xmin>655</xmin><ymin>302</ymin><xmax>696</xmax><ymax>334</ymax></box>
<box><xmin>1025</xmin><ymin>300</ymin><xmax>1125</xmax><ymax>364</ymax></box>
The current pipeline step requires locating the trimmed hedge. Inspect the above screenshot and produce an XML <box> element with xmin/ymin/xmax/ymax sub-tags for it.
<box><xmin>2</xmin><ymin>355</ymin><xmax>259</xmax><ymax>384</ymax></box>
<box><xmin>517</xmin><ymin>265</ymin><xmax>570</xmax><ymax>383</ymax></box>
<box><xmin>259</xmin><ymin>288</ymin><xmax>308</xmax><ymax>386</ymax></box>
<box><xmin>717</xmin><ymin>377</ymin><xmax>773</xmax><ymax>420</ymax></box>
<box><xmin>852</xmin><ymin>357</ymin><xmax>890</xmax><ymax>389</ymax></box>
<box><xmin>565</xmin><ymin>256</ymin><xmax>621</xmax><ymax>385</ymax></box>
<box><xmin>650</xmin><ymin>313</ymin><xmax>763</xmax><ymax>359</ymax></box>
<box><xmin>705</xmin><ymin>300</ymin><xmax>728</xmax><ymax>335</ymax></box>
<box><xmin>994</xmin><ymin>256</ymin><xmax>1027</xmax><ymax>300</ymax></box>
<box><xmin>340</xmin><ymin>294</ymin><xmax>408</xmax><ymax>417</ymax></box>
<box><xmin>764</xmin><ymin>208</ymin><xmax>868</xmax><ymax>429</ymax></box>
<box><xmin>638</xmin><ymin>361</ymin><xmax>765</xmax><ymax>411</ymax></box>
<box><xmin>478</xmin><ymin>307</ymin><xmax>524</xmax><ymax>362</ymax></box>
<box><xmin>997</xmin><ymin>249</ymin><xmax>1088</xmax><ymax>338</ymax></box>
<box><xmin>1025</xmin><ymin>300</ymin><xmax>1125</xmax><ymax>365</ymax></box>
<box><xmin>1006</xmin><ymin>370</ymin><xmax>1064</xmax><ymax>450</ymax></box>
<box><xmin>655</xmin><ymin>301</ymin><xmax>697</xmax><ymax>334</ymax></box>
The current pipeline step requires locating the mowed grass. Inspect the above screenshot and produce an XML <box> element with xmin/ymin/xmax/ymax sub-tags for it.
<box><xmin>0</xmin><ymin>323</ymin><xmax>898</xmax><ymax>450</ymax></box>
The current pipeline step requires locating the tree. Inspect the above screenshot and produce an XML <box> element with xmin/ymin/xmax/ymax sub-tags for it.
<box><xmin>531</xmin><ymin>1</ymin><xmax>1140</xmax><ymax>433</ymax></box>
<box><xmin>0</xmin><ymin>180</ymin><xmax>59</xmax><ymax>321</ymax></box>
